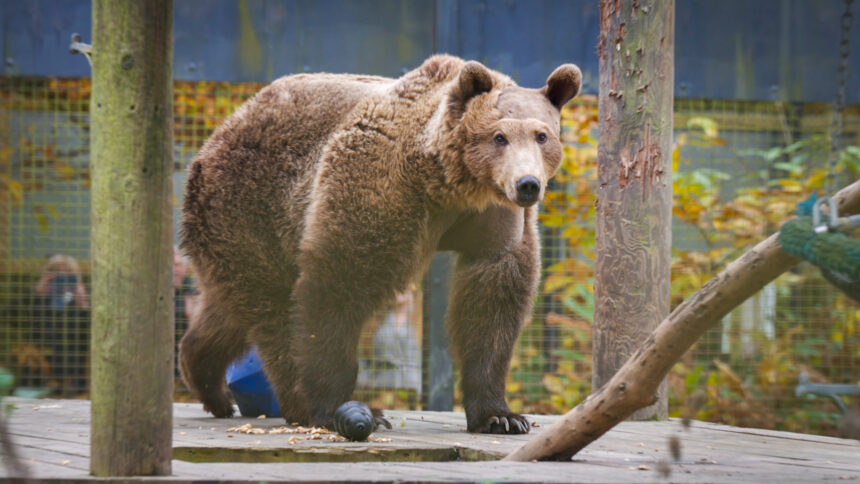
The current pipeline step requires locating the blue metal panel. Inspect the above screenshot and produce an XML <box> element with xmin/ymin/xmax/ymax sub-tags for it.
<box><xmin>1</xmin><ymin>0</ymin><xmax>92</xmax><ymax>78</ymax></box>
<box><xmin>435</xmin><ymin>0</ymin><xmax>600</xmax><ymax>91</ymax></box>
<box><xmin>1</xmin><ymin>0</ymin><xmax>858</xmax><ymax>102</ymax></box>
<box><xmin>675</xmin><ymin>0</ymin><xmax>860</xmax><ymax>102</ymax></box>
<box><xmin>2</xmin><ymin>0</ymin><xmax>435</xmax><ymax>82</ymax></box>
<box><xmin>173</xmin><ymin>0</ymin><xmax>435</xmax><ymax>81</ymax></box>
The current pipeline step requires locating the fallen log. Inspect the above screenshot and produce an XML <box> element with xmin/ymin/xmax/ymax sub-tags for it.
<box><xmin>504</xmin><ymin>179</ymin><xmax>860</xmax><ymax>461</ymax></box>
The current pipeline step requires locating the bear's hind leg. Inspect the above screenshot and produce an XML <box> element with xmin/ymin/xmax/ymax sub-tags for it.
<box><xmin>179</xmin><ymin>299</ymin><xmax>249</xmax><ymax>418</ymax></box>
<box><xmin>250</xmin><ymin>319</ymin><xmax>302</xmax><ymax>424</ymax></box>
<box><xmin>287</xmin><ymin>272</ymin><xmax>390</xmax><ymax>428</ymax></box>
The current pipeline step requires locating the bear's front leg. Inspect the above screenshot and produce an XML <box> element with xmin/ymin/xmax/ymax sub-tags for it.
<box><xmin>446</xmin><ymin>209</ymin><xmax>540</xmax><ymax>434</ymax></box>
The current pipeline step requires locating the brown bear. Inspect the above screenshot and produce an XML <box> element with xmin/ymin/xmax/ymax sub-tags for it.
<box><xmin>179</xmin><ymin>55</ymin><xmax>581</xmax><ymax>434</ymax></box>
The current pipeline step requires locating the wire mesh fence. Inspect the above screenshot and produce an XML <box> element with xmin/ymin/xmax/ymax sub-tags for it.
<box><xmin>669</xmin><ymin>98</ymin><xmax>860</xmax><ymax>435</ymax></box>
<box><xmin>0</xmin><ymin>76</ymin><xmax>857</xmax><ymax>435</ymax></box>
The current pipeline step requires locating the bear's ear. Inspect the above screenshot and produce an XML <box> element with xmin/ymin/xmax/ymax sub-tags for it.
<box><xmin>541</xmin><ymin>64</ymin><xmax>582</xmax><ymax>110</ymax></box>
<box><xmin>454</xmin><ymin>61</ymin><xmax>494</xmax><ymax>105</ymax></box>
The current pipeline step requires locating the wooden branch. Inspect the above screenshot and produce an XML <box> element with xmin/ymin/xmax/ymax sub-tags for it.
<box><xmin>505</xmin><ymin>178</ymin><xmax>860</xmax><ymax>462</ymax></box>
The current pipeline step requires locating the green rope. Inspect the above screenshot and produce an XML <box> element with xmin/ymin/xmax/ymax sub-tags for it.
<box><xmin>778</xmin><ymin>216</ymin><xmax>860</xmax><ymax>301</ymax></box>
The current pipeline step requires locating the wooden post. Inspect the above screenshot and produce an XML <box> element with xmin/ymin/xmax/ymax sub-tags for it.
<box><xmin>593</xmin><ymin>0</ymin><xmax>674</xmax><ymax>420</ymax></box>
<box><xmin>90</xmin><ymin>0</ymin><xmax>174</xmax><ymax>476</ymax></box>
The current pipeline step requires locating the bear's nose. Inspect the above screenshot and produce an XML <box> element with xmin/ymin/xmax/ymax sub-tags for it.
<box><xmin>515</xmin><ymin>176</ymin><xmax>541</xmax><ymax>206</ymax></box>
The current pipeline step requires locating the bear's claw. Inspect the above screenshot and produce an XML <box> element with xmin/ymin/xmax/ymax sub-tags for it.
<box><xmin>473</xmin><ymin>413</ymin><xmax>529</xmax><ymax>434</ymax></box>
<box><xmin>371</xmin><ymin>407</ymin><xmax>393</xmax><ymax>430</ymax></box>
<box><xmin>375</xmin><ymin>416</ymin><xmax>393</xmax><ymax>430</ymax></box>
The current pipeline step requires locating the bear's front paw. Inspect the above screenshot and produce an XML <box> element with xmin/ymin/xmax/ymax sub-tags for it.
<box><xmin>469</xmin><ymin>412</ymin><xmax>530</xmax><ymax>434</ymax></box>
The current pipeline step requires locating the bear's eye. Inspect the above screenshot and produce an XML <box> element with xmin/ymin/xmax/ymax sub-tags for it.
<box><xmin>536</xmin><ymin>133</ymin><xmax>548</xmax><ymax>144</ymax></box>
<box><xmin>494</xmin><ymin>134</ymin><xmax>508</xmax><ymax>146</ymax></box>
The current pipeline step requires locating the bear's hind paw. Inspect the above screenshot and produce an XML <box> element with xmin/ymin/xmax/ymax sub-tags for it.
<box><xmin>202</xmin><ymin>395</ymin><xmax>236</xmax><ymax>418</ymax></box>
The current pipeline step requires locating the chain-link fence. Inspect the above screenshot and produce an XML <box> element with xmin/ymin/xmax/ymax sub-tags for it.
<box><xmin>1</xmin><ymin>76</ymin><xmax>857</xmax><ymax>435</ymax></box>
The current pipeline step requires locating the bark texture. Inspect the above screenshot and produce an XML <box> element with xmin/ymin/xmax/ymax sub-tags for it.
<box><xmin>504</xmin><ymin>179</ymin><xmax>860</xmax><ymax>462</ymax></box>
<box><xmin>593</xmin><ymin>0</ymin><xmax>674</xmax><ymax>419</ymax></box>
<box><xmin>90</xmin><ymin>0</ymin><xmax>174</xmax><ymax>476</ymax></box>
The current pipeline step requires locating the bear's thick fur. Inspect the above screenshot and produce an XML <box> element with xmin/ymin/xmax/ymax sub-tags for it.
<box><xmin>179</xmin><ymin>55</ymin><xmax>581</xmax><ymax>434</ymax></box>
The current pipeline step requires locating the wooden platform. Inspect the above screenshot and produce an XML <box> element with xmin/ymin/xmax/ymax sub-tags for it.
<box><xmin>2</xmin><ymin>398</ymin><xmax>858</xmax><ymax>482</ymax></box>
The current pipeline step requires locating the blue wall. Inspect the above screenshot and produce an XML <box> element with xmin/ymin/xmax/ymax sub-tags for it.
<box><xmin>1</xmin><ymin>0</ymin><xmax>858</xmax><ymax>101</ymax></box>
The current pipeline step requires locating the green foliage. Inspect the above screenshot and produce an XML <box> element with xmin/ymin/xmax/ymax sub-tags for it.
<box><xmin>0</xmin><ymin>368</ymin><xmax>13</xmax><ymax>396</ymax></box>
<box><xmin>0</xmin><ymin>367</ymin><xmax>13</xmax><ymax>417</ymax></box>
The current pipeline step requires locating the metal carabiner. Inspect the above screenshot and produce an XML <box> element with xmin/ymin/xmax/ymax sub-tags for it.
<box><xmin>813</xmin><ymin>196</ymin><xmax>839</xmax><ymax>233</ymax></box>
<box><xmin>813</xmin><ymin>195</ymin><xmax>860</xmax><ymax>233</ymax></box>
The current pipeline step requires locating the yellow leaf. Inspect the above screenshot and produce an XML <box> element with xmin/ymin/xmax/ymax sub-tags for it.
<box><xmin>0</xmin><ymin>146</ymin><xmax>14</xmax><ymax>163</ymax></box>
<box><xmin>544</xmin><ymin>274</ymin><xmax>572</xmax><ymax>293</ymax></box>
<box><xmin>672</xmin><ymin>145</ymin><xmax>681</xmax><ymax>172</ymax></box>
<box><xmin>542</xmin><ymin>374</ymin><xmax>564</xmax><ymax>395</ymax></box>
<box><xmin>546</xmin><ymin>261</ymin><xmax>567</xmax><ymax>273</ymax></box>
<box><xmin>53</xmin><ymin>161</ymin><xmax>75</xmax><ymax>180</ymax></box>
<box><xmin>35</xmin><ymin>212</ymin><xmax>50</xmax><ymax>233</ymax></box>
<box><xmin>557</xmin><ymin>360</ymin><xmax>574</xmax><ymax>373</ymax></box>
<box><xmin>687</xmin><ymin>117</ymin><xmax>719</xmax><ymax>138</ymax></box>
<box><xmin>9</xmin><ymin>180</ymin><xmax>23</xmax><ymax>204</ymax></box>
<box><xmin>45</xmin><ymin>204</ymin><xmax>60</xmax><ymax>219</ymax></box>
<box><xmin>540</xmin><ymin>213</ymin><xmax>565</xmax><ymax>227</ymax></box>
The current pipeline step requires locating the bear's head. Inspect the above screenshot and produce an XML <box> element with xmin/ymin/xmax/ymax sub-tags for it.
<box><xmin>443</xmin><ymin>61</ymin><xmax>581</xmax><ymax>209</ymax></box>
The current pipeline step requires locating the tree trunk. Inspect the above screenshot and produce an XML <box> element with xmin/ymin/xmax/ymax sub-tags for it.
<box><xmin>593</xmin><ymin>0</ymin><xmax>674</xmax><ymax>420</ymax></box>
<box><xmin>504</xmin><ymin>179</ymin><xmax>860</xmax><ymax>462</ymax></box>
<box><xmin>90</xmin><ymin>0</ymin><xmax>174</xmax><ymax>476</ymax></box>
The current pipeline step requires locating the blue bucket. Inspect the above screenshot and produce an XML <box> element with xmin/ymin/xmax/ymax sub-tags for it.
<box><xmin>225</xmin><ymin>347</ymin><xmax>281</xmax><ymax>418</ymax></box>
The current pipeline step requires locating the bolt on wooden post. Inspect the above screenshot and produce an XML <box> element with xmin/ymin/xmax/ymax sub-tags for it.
<box><xmin>90</xmin><ymin>0</ymin><xmax>174</xmax><ymax>476</ymax></box>
<box><xmin>593</xmin><ymin>0</ymin><xmax>674</xmax><ymax>420</ymax></box>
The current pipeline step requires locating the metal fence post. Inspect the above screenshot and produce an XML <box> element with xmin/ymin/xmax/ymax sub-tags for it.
<box><xmin>422</xmin><ymin>252</ymin><xmax>454</xmax><ymax>411</ymax></box>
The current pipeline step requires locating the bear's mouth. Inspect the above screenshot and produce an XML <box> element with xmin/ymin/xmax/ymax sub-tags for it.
<box><xmin>493</xmin><ymin>184</ymin><xmax>540</xmax><ymax>208</ymax></box>
<box><xmin>515</xmin><ymin>197</ymin><xmax>539</xmax><ymax>208</ymax></box>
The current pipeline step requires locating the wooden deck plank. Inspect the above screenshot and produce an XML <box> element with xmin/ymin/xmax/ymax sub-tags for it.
<box><xmin>1</xmin><ymin>398</ymin><xmax>858</xmax><ymax>482</ymax></box>
<box><xmin>3</xmin><ymin>436</ymin><xmax>90</xmax><ymax>478</ymax></box>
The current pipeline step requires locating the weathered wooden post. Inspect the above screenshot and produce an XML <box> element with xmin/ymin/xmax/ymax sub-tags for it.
<box><xmin>592</xmin><ymin>0</ymin><xmax>673</xmax><ymax>419</ymax></box>
<box><xmin>90</xmin><ymin>0</ymin><xmax>174</xmax><ymax>476</ymax></box>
